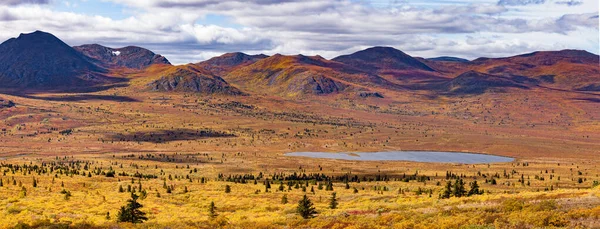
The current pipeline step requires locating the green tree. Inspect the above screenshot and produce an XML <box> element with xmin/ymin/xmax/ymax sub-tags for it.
<box><xmin>329</xmin><ymin>192</ymin><xmax>338</xmax><ymax>209</ymax></box>
<box><xmin>325</xmin><ymin>181</ymin><xmax>334</xmax><ymax>191</ymax></box>
<box><xmin>117</xmin><ymin>192</ymin><xmax>148</xmax><ymax>224</ymax></box>
<box><xmin>452</xmin><ymin>179</ymin><xmax>466</xmax><ymax>197</ymax></box>
<box><xmin>468</xmin><ymin>180</ymin><xmax>482</xmax><ymax>196</ymax></box>
<box><xmin>297</xmin><ymin>195</ymin><xmax>317</xmax><ymax>219</ymax></box>
<box><xmin>441</xmin><ymin>181</ymin><xmax>452</xmax><ymax>199</ymax></box>
<box><xmin>281</xmin><ymin>194</ymin><xmax>288</xmax><ymax>204</ymax></box>
<box><xmin>208</xmin><ymin>201</ymin><xmax>217</xmax><ymax>218</ymax></box>
<box><xmin>225</xmin><ymin>185</ymin><xmax>231</xmax><ymax>193</ymax></box>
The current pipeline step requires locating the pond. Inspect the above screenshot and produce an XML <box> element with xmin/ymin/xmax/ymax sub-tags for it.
<box><xmin>285</xmin><ymin>151</ymin><xmax>514</xmax><ymax>164</ymax></box>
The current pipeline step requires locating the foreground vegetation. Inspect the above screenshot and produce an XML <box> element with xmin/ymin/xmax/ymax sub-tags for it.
<box><xmin>0</xmin><ymin>152</ymin><xmax>599</xmax><ymax>229</ymax></box>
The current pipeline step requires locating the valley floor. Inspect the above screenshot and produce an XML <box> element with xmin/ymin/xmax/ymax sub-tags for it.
<box><xmin>0</xmin><ymin>86</ymin><xmax>599</xmax><ymax>228</ymax></box>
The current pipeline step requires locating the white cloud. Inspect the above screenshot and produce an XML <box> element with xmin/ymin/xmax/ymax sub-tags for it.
<box><xmin>0</xmin><ymin>0</ymin><xmax>596</xmax><ymax>64</ymax></box>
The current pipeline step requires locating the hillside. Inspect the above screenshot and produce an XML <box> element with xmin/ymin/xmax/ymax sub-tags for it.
<box><xmin>143</xmin><ymin>64</ymin><xmax>244</xmax><ymax>95</ymax></box>
<box><xmin>433</xmin><ymin>70</ymin><xmax>528</xmax><ymax>95</ymax></box>
<box><xmin>196</xmin><ymin>52</ymin><xmax>268</xmax><ymax>76</ymax></box>
<box><xmin>223</xmin><ymin>54</ymin><xmax>394</xmax><ymax>97</ymax></box>
<box><xmin>74</xmin><ymin>44</ymin><xmax>171</xmax><ymax>69</ymax></box>
<box><xmin>0</xmin><ymin>31</ymin><xmax>109</xmax><ymax>88</ymax></box>
<box><xmin>332</xmin><ymin>46</ymin><xmax>434</xmax><ymax>73</ymax></box>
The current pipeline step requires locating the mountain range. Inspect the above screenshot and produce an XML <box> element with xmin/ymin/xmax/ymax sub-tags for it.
<box><xmin>0</xmin><ymin>31</ymin><xmax>598</xmax><ymax>97</ymax></box>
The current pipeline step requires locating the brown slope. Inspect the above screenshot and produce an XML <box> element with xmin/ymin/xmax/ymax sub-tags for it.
<box><xmin>139</xmin><ymin>64</ymin><xmax>243</xmax><ymax>95</ymax></box>
<box><xmin>223</xmin><ymin>54</ymin><xmax>395</xmax><ymax>97</ymax></box>
<box><xmin>74</xmin><ymin>44</ymin><xmax>171</xmax><ymax>70</ymax></box>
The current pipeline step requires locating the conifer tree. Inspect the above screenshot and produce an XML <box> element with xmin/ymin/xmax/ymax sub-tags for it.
<box><xmin>329</xmin><ymin>192</ymin><xmax>338</xmax><ymax>209</ymax></box>
<box><xmin>117</xmin><ymin>192</ymin><xmax>148</xmax><ymax>223</ymax></box>
<box><xmin>452</xmin><ymin>179</ymin><xmax>467</xmax><ymax>197</ymax></box>
<box><xmin>468</xmin><ymin>180</ymin><xmax>482</xmax><ymax>196</ymax></box>
<box><xmin>297</xmin><ymin>195</ymin><xmax>317</xmax><ymax>219</ymax></box>
<box><xmin>208</xmin><ymin>201</ymin><xmax>217</xmax><ymax>218</ymax></box>
<box><xmin>441</xmin><ymin>181</ymin><xmax>452</xmax><ymax>199</ymax></box>
<box><xmin>281</xmin><ymin>194</ymin><xmax>288</xmax><ymax>204</ymax></box>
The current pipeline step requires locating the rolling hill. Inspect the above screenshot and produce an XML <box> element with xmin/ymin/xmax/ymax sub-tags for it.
<box><xmin>332</xmin><ymin>46</ymin><xmax>435</xmax><ymax>73</ymax></box>
<box><xmin>142</xmin><ymin>64</ymin><xmax>244</xmax><ymax>95</ymax></box>
<box><xmin>222</xmin><ymin>54</ymin><xmax>395</xmax><ymax>97</ymax></box>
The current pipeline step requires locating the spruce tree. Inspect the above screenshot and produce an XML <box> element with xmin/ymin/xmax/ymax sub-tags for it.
<box><xmin>117</xmin><ymin>192</ymin><xmax>148</xmax><ymax>223</ymax></box>
<box><xmin>225</xmin><ymin>185</ymin><xmax>231</xmax><ymax>193</ymax></box>
<box><xmin>329</xmin><ymin>192</ymin><xmax>338</xmax><ymax>209</ymax></box>
<box><xmin>468</xmin><ymin>180</ymin><xmax>482</xmax><ymax>196</ymax></box>
<box><xmin>325</xmin><ymin>181</ymin><xmax>333</xmax><ymax>191</ymax></box>
<box><xmin>281</xmin><ymin>194</ymin><xmax>288</xmax><ymax>204</ymax></box>
<box><xmin>297</xmin><ymin>195</ymin><xmax>317</xmax><ymax>219</ymax></box>
<box><xmin>441</xmin><ymin>181</ymin><xmax>452</xmax><ymax>199</ymax></box>
<box><xmin>452</xmin><ymin>179</ymin><xmax>466</xmax><ymax>197</ymax></box>
<box><xmin>208</xmin><ymin>201</ymin><xmax>217</xmax><ymax>218</ymax></box>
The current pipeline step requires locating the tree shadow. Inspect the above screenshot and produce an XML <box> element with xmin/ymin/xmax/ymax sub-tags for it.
<box><xmin>0</xmin><ymin>83</ymin><xmax>139</xmax><ymax>102</ymax></box>
<box><xmin>571</xmin><ymin>97</ymin><xmax>600</xmax><ymax>103</ymax></box>
<box><xmin>106</xmin><ymin>129</ymin><xmax>236</xmax><ymax>143</ymax></box>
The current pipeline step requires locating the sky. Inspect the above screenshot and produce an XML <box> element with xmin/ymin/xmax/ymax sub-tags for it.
<box><xmin>0</xmin><ymin>0</ymin><xmax>597</xmax><ymax>64</ymax></box>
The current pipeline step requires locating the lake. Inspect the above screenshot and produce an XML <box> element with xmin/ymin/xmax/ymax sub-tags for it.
<box><xmin>285</xmin><ymin>151</ymin><xmax>514</xmax><ymax>164</ymax></box>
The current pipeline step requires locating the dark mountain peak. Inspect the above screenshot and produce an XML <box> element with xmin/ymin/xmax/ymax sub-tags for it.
<box><xmin>6</xmin><ymin>30</ymin><xmax>67</xmax><ymax>47</ymax></box>
<box><xmin>74</xmin><ymin>44</ymin><xmax>170</xmax><ymax>69</ymax></box>
<box><xmin>0</xmin><ymin>31</ymin><xmax>109</xmax><ymax>88</ymax></box>
<box><xmin>332</xmin><ymin>46</ymin><xmax>434</xmax><ymax>72</ymax></box>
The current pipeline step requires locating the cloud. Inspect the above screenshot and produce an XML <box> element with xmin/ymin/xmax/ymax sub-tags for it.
<box><xmin>0</xmin><ymin>0</ymin><xmax>49</xmax><ymax>5</ymax></box>
<box><xmin>497</xmin><ymin>0</ymin><xmax>545</xmax><ymax>6</ymax></box>
<box><xmin>555</xmin><ymin>0</ymin><xmax>583</xmax><ymax>6</ymax></box>
<box><xmin>0</xmin><ymin>0</ymin><xmax>597</xmax><ymax>64</ymax></box>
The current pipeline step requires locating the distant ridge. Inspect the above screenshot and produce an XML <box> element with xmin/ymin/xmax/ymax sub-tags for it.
<box><xmin>427</xmin><ymin>56</ymin><xmax>469</xmax><ymax>62</ymax></box>
<box><xmin>196</xmin><ymin>52</ymin><xmax>268</xmax><ymax>76</ymax></box>
<box><xmin>332</xmin><ymin>46</ymin><xmax>434</xmax><ymax>72</ymax></box>
<box><xmin>0</xmin><ymin>31</ymin><xmax>598</xmax><ymax>97</ymax></box>
<box><xmin>74</xmin><ymin>44</ymin><xmax>171</xmax><ymax>69</ymax></box>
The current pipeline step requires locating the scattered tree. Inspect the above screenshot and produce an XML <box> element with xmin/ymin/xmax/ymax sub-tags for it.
<box><xmin>297</xmin><ymin>195</ymin><xmax>317</xmax><ymax>219</ymax></box>
<box><xmin>117</xmin><ymin>193</ymin><xmax>148</xmax><ymax>224</ymax></box>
